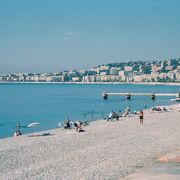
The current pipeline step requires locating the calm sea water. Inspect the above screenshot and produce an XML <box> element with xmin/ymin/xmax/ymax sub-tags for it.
<box><xmin>0</xmin><ymin>83</ymin><xmax>179</xmax><ymax>138</ymax></box>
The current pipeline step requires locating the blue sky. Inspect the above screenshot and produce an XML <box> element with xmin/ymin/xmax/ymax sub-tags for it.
<box><xmin>0</xmin><ymin>0</ymin><xmax>180</xmax><ymax>73</ymax></box>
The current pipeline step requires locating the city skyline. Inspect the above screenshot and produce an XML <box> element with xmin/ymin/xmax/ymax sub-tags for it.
<box><xmin>0</xmin><ymin>0</ymin><xmax>180</xmax><ymax>73</ymax></box>
<box><xmin>1</xmin><ymin>58</ymin><xmax>180</xmax><ymax>83</ymax></box>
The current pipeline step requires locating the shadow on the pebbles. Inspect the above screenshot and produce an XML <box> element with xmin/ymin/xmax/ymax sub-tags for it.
<box><xmin>28</xmin><ymin>133</ymin><xmax>54</xmax><ymax>137</ymax></box>
<box><xmin>79</xmin><ymin>129</ymin><xmax>85</xmax><ymax>132</ymax></box>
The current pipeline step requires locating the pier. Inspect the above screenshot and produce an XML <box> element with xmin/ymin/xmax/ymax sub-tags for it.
<box><xmin>102</xmin><ymin>92</ymin><xmax>180</xmax><ymax>100</ymax></box>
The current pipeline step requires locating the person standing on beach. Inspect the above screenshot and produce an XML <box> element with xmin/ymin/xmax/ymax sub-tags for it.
<box><xmin>138</xmin><ymin>110</ymin><xmax>144</xmax><ymax>124</ymax></box>
<box><xmin>144</xmin><ymin>103</ymin><xmax>147</xmax><ymax>109</ymax></box>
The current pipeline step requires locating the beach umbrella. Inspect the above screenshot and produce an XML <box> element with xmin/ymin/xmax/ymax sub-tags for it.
<box><xmin>28</xmin><ymin>122</ymin><xmax>39</xmax><ymax>128</ymax></box>
<box><xmin>28</xmin><ymin>122</ymin><xmax>40</xmax><ymax>134</ymax></box>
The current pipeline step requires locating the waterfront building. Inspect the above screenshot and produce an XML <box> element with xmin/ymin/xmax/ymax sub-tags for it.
<box><xmin>165</xmin><ymin>66</ymin><xmax>173</xmax><ymax>71</ymax></box>
<box><xmin>159</xmin><ymin>73</ymin><xmax>167</xmax><ymax>80</ymax></box>
<box><xmin>133</xmin><ymin>75</ymin><xmax>144</xmax><ymax>82</ymax></box>
<box><xmin>139</xmin><ymin>65</ymin><xmax>144</xmax><ymax>73</ymax></box>
<box><xmin>119</xmin><ymin>71</ymin><xmax>126</xmax><ymax>81</ymax></box>
<box><xmin>151</xmin><ymin>64</ymin><xmax>158</xmax><ymax>72</ymax></box>
<box><xmin>151</xmin><ymin>72</ymin><xmax>159</xmax><ymax>79</ymax></box>
<box><xmin>110</xmin><ymin>67</ymin><xmax>120</xmax><ymax>75</ymax></box>
<box><xmin>124</xmin><ymin>66</ymin><xmax>133</xmax><ymax>72</ymax></box>
<box><xmin>99</xmin><ymin>65</ymin><xmax>110</xmax><ymax>70</ymax></box>
<box><xmin>167</xmin><ymin>71</ymin><xmax>176</xmax><ymax>80</ymax></box>
<box><xmin>82</xmin><ymin>75</ymin><xmax>91</xmax><ymax>82</ymax></box>
<box><xmin>100</xmin><ymin>72</ymin><xmax>108</xmax><ymax>76</ymax></box>
<box><xmin>72</xmin><ymin>77</ymin><xmax>80</xmax><ymax>82</ymax></box>
<box><xmin>51</xmin><ymin>76</ymin><xmax>64</xmax><ymax>82</ymax></box>
<box><xmin>175</xmin><ymin>72</ymin><xmax>180</xmax><ymax>81</ymax></box>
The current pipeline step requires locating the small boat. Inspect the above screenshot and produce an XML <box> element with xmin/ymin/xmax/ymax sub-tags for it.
<box><xmin>171</xmin><ymin>98</ymin><xmax>180</xmax><ymax>102</ymax></box>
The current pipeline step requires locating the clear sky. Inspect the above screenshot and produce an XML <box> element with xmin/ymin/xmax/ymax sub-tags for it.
<box><xmin>0</xmin><ymin>0</ymin><xmax>180</xmax><ymax>73</ymax></box>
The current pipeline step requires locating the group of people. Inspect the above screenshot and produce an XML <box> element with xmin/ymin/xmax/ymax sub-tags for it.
<box><xmin>151</xmin><ymin>106</ymin><xmax>167</xmax><ymax>112</ymax></box>
<box><xmin>62</xmin><ymin>118</ymin><xmax>85</xmax><ymax>132</ymax></box>
<box><xmin>107</xmin><ymin>111</ymin><xmax>121</xmax><ymax>121</ymax></box>
<box><xmin>14</xmin><ymin>123</ymin><xmax>22</xmax><ymax>137</ymax></box>
<box><xmin>107</xmin><ymin>106</ymin><xmax>131</xmax><ymax>121</ymax></box>
<box><xmin>14</xmin><ymin>130</ymin><xmax>22</xmax><ymax>137</ymax></box>
<box><xmin>107</xmin><ymin>106</ymin><xmax>144</xmax><ymax>124</ymax></box>
<box><xmin>14</xmin><ymin>106</ymin><xmax>145</xmax><ymax>137</ymax></box>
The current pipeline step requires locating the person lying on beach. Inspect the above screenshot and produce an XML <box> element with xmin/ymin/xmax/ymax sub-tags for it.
<box><xmin>151</xmin><ymin>106</ymin><xmax>162</xmax><ymax>112</ymax></box>
<box><xmin>81</xmin><ymin>121</ymin><xmax>89</xmax><ymax>126</ymax></box>
<box><xmin>74</xmin><ymin>120</ymin><xmax>82</xmax><ymax>132</ymax></box>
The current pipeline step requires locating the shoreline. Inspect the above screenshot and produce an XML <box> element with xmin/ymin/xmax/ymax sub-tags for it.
<box><xmin>0</xmin><ymin>81</ymin><xmax>180</xmax><ymax>86</ymax></box>
<box><xmin>0</xmin><ymin>103</ymin><xmax>178</xmax><ymax>140</ymax></box>
<box><xmin>0</xmin><ymin>104</ymin><xmax>180</xmax><ymax>179</ymax></box>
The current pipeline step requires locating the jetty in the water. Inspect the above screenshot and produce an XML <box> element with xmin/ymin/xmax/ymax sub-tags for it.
<box><xmin>102</xmin><ymin>92</ymin><xmax>180</xmax><ymax>100</ymax></box>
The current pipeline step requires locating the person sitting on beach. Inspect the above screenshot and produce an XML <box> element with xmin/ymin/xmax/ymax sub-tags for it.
<box><xmin>123</xmin><ymin>106</ymin><xmax>131</xmax><ymax>117</ymax></box>
<box><xmin>162</xmin><ymin>107</ymin><xmax>167</xmax><ymax>112</ymax></box>
<box><xmin>127</xmin><ymin>106</ymin><xmax>130</xmax><ymax>112</ymax></box>
<box><xmin>64</xmin><ymin>118</ymin><xmax>71</xmax><ymax>129</ymax></box>
<box><xmin>107</xmin><ymin>111</ymin><xmax>113</xmax><ymax>121</ymax></box>
<box><xmin>112</xmin><ymin>111</ymin><xmax>120</xmax><ymax>120</ymax></box>
<box><xmin>123</xmin><ymin>107</ymin><xmax>130</xmax><ymax>117</ymax></box>
<box><xmin>123</xmin><ymin>109</ymin><xmax>129</xmax><ymax>117</ymax></box>
<box><xmin>14</xmin><ymin>130</ymin><xmax>22</xmax><ymax>137</ymax></box>
<box><xmin>74</xmin><ymin>120</ymin><xmax>82</xmax><ymax>132</ymax></box>
<box><xmin>107</xmin><ymin>111</ymin><xmax>120</xmax><ymax>121</ymax></box>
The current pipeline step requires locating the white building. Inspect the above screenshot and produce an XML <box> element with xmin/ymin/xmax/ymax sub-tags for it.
<box><xmin>124</xmin><ymin>66</ymin><xmax>133</xmax><ymax>72</ymax></box>
<box><xmin>119</xmin><ymin>71</ymin><xmax>126</xmax><ymax>81</ymax></box>
<box><xmin>110</xmin><ymin>67</ymin><xmax>120</xmax><ymax>75</ymax></box>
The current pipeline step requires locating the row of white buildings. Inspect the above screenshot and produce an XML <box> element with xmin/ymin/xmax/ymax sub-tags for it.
<box><xmin>82</xmin><ymin>70</ymin><xmax>180</xmax><ymax>82</ymax></box>
<box><xmin>1</xmin><ymin>70</ymin><xmax>180</xmax><ymax>83</ymax></box>
<box><xmin>1</xmin><ymin>59</ymin><xmax>180</xmax><ymax>83</ymax></box>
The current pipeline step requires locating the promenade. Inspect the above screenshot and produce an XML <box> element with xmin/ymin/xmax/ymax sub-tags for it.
<box><xmin>0</xmin><ymin>108</ymin><xmax>180</xmax><ymax>179</ymax></box>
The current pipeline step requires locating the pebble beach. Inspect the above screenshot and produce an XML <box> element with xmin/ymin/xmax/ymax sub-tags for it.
<box><xmin>0</xmin><ymin>106</ymin><xmax>180</xmax><ymax>180</ymax></box>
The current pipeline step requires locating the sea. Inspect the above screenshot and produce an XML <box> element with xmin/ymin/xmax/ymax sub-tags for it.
<box><xmin>0</xmin><ymin>83</ymin><xmax>179</xmax><ymax>138</ymax></box>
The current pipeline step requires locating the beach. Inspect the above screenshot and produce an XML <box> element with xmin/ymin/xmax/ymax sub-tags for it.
<box><xmin>0</xmin><ymin>107</ymin><xmax>180</xmax><ymax>179</ymax></box>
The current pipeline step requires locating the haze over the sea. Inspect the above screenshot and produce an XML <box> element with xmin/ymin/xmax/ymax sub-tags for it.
<box><xmin>0</xmin><ymin>0</ymin><xmax>180</xmax><ymax>73</ymax></box>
